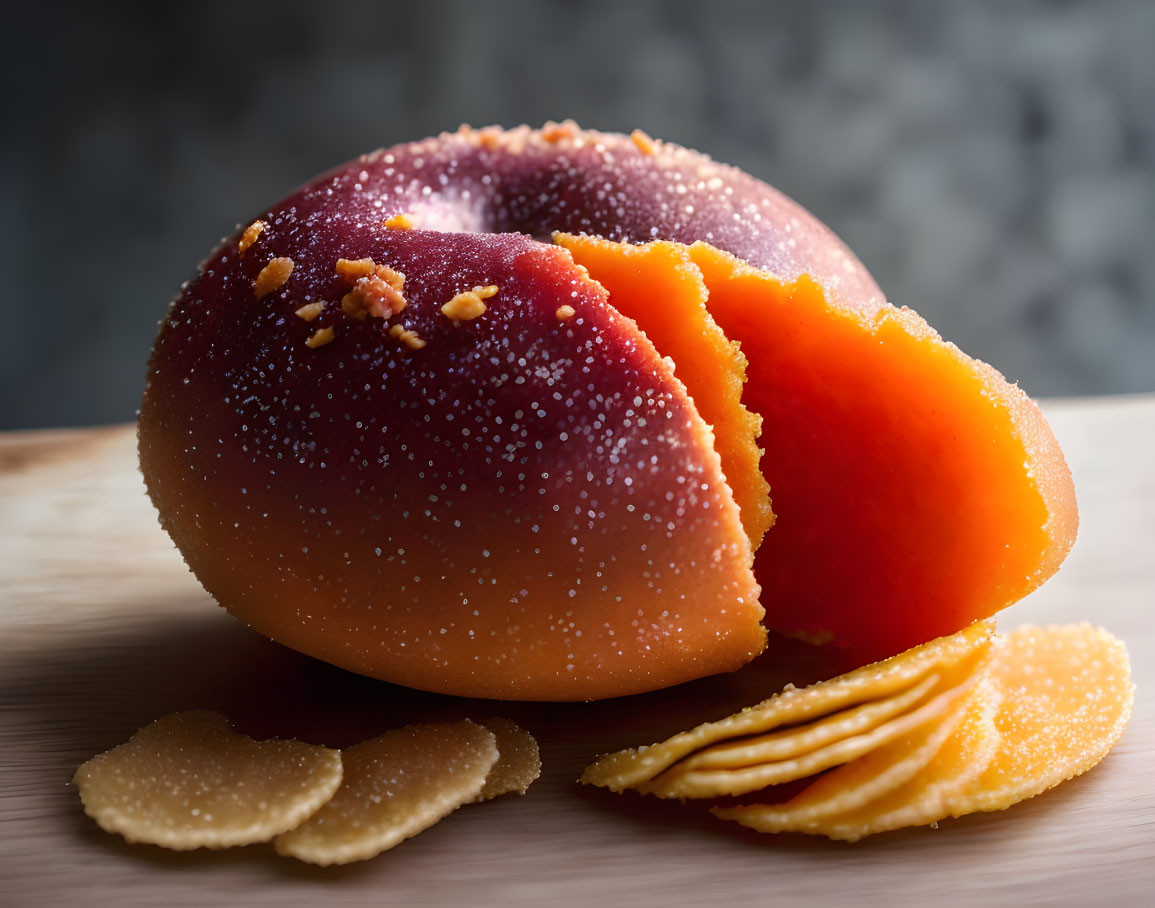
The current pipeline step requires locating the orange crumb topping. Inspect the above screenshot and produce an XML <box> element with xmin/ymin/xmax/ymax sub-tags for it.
<box><xmin>555</xmin><ymin>305</ymin><xmax>576</xmax><ymax>321</ymax></box>
<box><xmin>254</xmin><ymin>257</ymin><xmax>294</xmax><ymax>298</ymax></box>
<box><xmin>477</xmin><ymin>128</ymin><xmax>502</xmax><ymax>151</ymax></box>
<box><xmin>383</xmin><ymin>213</ymin><xmax>416</xmax><ymax>230</ymax></box>
<box><xmin>441</xmin><ymin>285</ymin><xmax>496</xmax><ymax>322</ymax></box>
<box><xmin>295</xmin><ymin>302</ymin><xmax>325</xmax><ymax>322</ymax></box>
<box><xmin>375</xmin><ymin>264</ymin><xmax>406</xmax><ymax>292</ymax></box>
<box><xmin>305</xmin><ymin>327</ymin><xmax>335</xmax><ymax>349</ymax></box>
<box><xmin>237</xmin><ymin>220</ymin><xmax>267</xmax><ymax>253</ymax></box>
<box><xmin>336</xmin><ymin>258</ymin><xmax>377</xmax><ymax>282</ymax></box>
<box><xmin>631</xmin><ymin>129</ymin><xmax>657</xmax><ymax>155</ymax></box>
<box><xmin>341</xmin><ymin>291</ymin><xmax>368</xmax><ymax>320</ymax></box>
<box><xmin>389</xmin><ymin>324</ymin><xmax>426</xmax><ymax>350</ymax></box>
<box><xmin>541</xmin><ymin>120</ymin><xmax>580</xmax><ymax>144</ymax></box>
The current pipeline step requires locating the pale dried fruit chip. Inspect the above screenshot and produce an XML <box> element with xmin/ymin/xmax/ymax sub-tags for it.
<box><xmin>581</xmin><ymin>620</ymin><xmax>994</xmax><ymax>793</ymax></box>
<box><xmin>714</xmin><ymin>677</ymin><xmax>1002</xmax><ymax>837</ymax></box>
<box><xmin>477</xmin><ymin>718</ymin><xmax>541</xmax><ymax>800</ymax></box>
<box><xmin>679</xmin><ymin>673</ymin><xmax>939</xmax><ymax>772</ymax></box>
<box><xmin>946</xmin><ymin>624</ymin><xmax>1134</xmax><ymax>815</ymax></box>
<box><xmin>73</xmin><ymin>711</ymin><xmax>343</xmax><ymax>850</ymax></box>
<box><xmin>274</xmin><ymin>720</ymin><xmax>498</xmax><ymax>866</ymax></box>
<box><xmin>647</xmin><ymin>661</ymin><xmax>983</xmax><ymax>799</ymax></box>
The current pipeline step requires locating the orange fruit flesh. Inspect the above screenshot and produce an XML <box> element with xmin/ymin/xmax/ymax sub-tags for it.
<box><xmin>562</xmin><ymin>236</ymin><xmax>1077</xmax><ymax>662</ymax></box>
<box><xmin>555</xmin><ymin>235</ymin><xmax>773</xmax><ymax>550</ymax></box>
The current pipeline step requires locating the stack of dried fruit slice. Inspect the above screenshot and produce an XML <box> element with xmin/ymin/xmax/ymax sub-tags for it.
<box><xmin>74</xmin><ymin>713</ymin><xmax>540</xmax><ymax>865</ymax></box>
<box><xmin>582</xmin><ymin>622</ymin><xmax>1132</xmax><ymax>841</ymax></box>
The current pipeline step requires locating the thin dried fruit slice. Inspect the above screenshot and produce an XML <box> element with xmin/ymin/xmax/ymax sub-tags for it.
<box><xmin>274</xmin><ymin>720</ymin><xmax>498</xmax><ymax>866</ymax></box>
<box><xmin>713</xmin><ymin>677</ymin><xmax>1002</xmax><ymax>836</ymax></box>
<box><xmin>679</xmin><ymin>673</ymin><xmax>939</xmax><ymax>772</ymax></box>
<box><xmin>73</xmin><ymin>711</ymin><xmax>342</xmax><ymax>850</ymax></box>
<box><xmin>947</xmin><ymin>624</ymin><xmax>1134</xmax><ymax>815</ymax></box>
<box><xmin>646</xmin><ymin>657</ymin><xmax>985</xmax><ymax>799</ymax></box>
<box><xmin>476</xmin><ymin>718</ymin><xmax>541</xmax><ymax>800</ymax></box>
<box><xmin>580</xmin><ymin>620</ymin><xmax>994</xmax><ymax>792</ymax></box>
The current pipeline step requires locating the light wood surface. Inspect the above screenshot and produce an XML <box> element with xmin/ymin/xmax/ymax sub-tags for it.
<box><xmin>2</xmin><ymin>397</ymin><xmax>1153</xmax><ymax>907</ymax></box>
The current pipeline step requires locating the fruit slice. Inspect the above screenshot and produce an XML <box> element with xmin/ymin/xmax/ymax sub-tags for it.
<box><xmin>580</xmin><ymin>619</ymin><xmax>994</xmax><ymax>792</ymax></box>
<box><xmin>73</xmin><ymin>711</ymin><xmax>343</xmax><ymax>850</ymax></box>
<box><xmin>947</xmin><ymin>624</ymin><xmax>1133</xmax><ymax>814</ymax></box>
<box><xmin>274</xmin><ymin>720</ymin><xmax>498</xmax><ymax>865</ymax></box>
<box><xmin>561</xmin><ymin>234</ymin><xmax>1077</xmax><ymax>661</ymax></box>
<box><xmin>688</xmin><ymin>242</ymin><xmax>1078</xmax><ymax>660</ymax></box>
<box><xmin>676</xmin><ymin>672</ymin><xmax>939</xmax><ymax>772</ymax></box>
<box><xmin>645</xmin><ymin>655</ymin><xmax>983</xmax><ymax>799</ymax></box>
<box><xmin>712</xmin><ymin>677</ymin><xmax>1001</xmax><ymax>834</ymax></box>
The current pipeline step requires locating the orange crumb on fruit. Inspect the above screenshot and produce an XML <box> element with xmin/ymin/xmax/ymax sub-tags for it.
<box><xmin>555</xmin><ymin>305</ymin><xmax>576</xmax><ymax>321</ymax></box>
<box><xmin>341</xmin><ymin>291</ymin><xmax>368</xmax><ymax>320</ymax></box>
<box><xmin>441</xmin><ymin>286</ymin><xmax>495</xmax><ymax>321</ymax></box>
<box><xmin>477</xmin><ymin>128</ymin><xmax>502</xmax><ymax>151</ymax></box>
<box><xmin>383</xmin><ymin>213</ymin><xmax>416</xmax><ymax>230</ymax></box>
<box><xmin>375</xmin><ymin>264</ymin><xmax>406</xmax><ymax>292</ymax></box>
<box><xmin>389</xmin><ymin>324</ymin><xmax>426</xmax><ymax>350</ymax></box>
<box><xmin>340</xmin><ymin>271</ymin><xmax>407</xmax><ymax>320</ymax></box>
<box><xmin>305</xmin><ymin>327</ymin><xmax>335</xmax><ymax>349</ymax></box>
<box><xmin>631</xmin><ymin>129</ymin><xmax>657</xmax><ymax>155</ymax></box>
<box><xmin>336</xmin><ymin>258</ymin><xmax>377</xmax><ymax>282</ymax></box>
<box><xmin>541</xmin><ymin>120</ymin><xmax>579</xmax><ymax>143</ymax></box>
<box><xmin>254</xmin><ymin>257</ymin><xmax>294</xmax><ymax>298</ymax></box>
<box><xmin>237</xmin><ymin>220</ymin><xmax>267</xmax><ymax>253</ymax></box>
<box><xmin>557</xmin><ymin>234</ymin><xmax>772</xmax><ymax>551</ymax></box>
<box><xmin>295</xmin><ymin>302</ymin><xmax>325</xmax><ymax>321</ymax></box>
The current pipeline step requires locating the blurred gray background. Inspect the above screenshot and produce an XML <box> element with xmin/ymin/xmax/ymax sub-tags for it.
<box><xmin>2</xmin><ymin>0</ymin><xmax>1152</xmax><ymax>430</ymax></box>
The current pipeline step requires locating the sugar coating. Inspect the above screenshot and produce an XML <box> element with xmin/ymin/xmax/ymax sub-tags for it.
<box><xmin>713</xmin><ymin>677</ymin><xmax>1000</xmax><ymax>834</ymax></box>
<box><xmin>646</xmin><ymin>662</ymin><xmax>983</xmax><ymax>799</ymax></box>
<box><xmin>274</xmin><ymin>720</ymin><xmax>498</xmax><ymax>866</ymax></box>
<box><xmin>476</xmin><ymin>718</ymin><xmax>541</xmax><ymax>800</ymax></box>
<box><xmin>72</xmin><ymin>711</ymin><xmax>343</xmax><ymax>850</ymax></box>
<box><xmin>948</xmin><ymin>624</ymin><xmax>1134</xmax><ymax>814</ymax></box>
<box><xmin>580</xmin><ymin>620</ymin><xmax>994</xmax><ymax>791</ymax></box>
<box><xmin>254</xmin><ymin>256</ymin><xmax>294</xmax><ymax>298</ymax></box>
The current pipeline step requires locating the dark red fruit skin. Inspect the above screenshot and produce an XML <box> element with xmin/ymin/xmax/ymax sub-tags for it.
<box><xmin>305</xmin><ymin>125</ymin><xmax>882</xmax><ymax>311</ymax></box>
<box><xmin>140</xmin><ymin>221</ymin><xmax>764</xmax><ymax>700</ymax></box>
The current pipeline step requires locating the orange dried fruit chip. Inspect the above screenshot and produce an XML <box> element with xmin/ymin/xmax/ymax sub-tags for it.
<box><xmin>73</xmin><ymin>711</ymin><xmax>343</xmax><ymax>850</ymax></box>
<box><xmin>946</xmin><ymin>624</ymin><xmax>1134</xmax><ymax>815</ymax></box>
<box><xmin>274</xmin><ymin>720</ymin><xmax>498</xmax><ymax>866</ymax></box>
<box><xmin>647</xmin><ymin>660</ymin><xmax>984</xmax><ymax>799</ymax></box>
<box><xmin>581</xmin><ymin>620</ymin><xmax>994</xmax><ymax>792</ymax></box>
<box><xmin>679</xmin><ymin>673</ymin><xmax>939</xmax><ymax>772</ymax></box>
<box><xmin>476</xmin><ymin>718</ymin><xmax>541</xmax><ymax>800</ymax></box>
<box><xmin>714</xmin><ymin>677</ymin><xmax>1002</xmax><ymax>837</ymax></box>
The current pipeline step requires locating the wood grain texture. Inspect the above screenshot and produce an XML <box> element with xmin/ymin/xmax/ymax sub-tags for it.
<box><xmin>2</xmin><ymin>398</ymin><xmax>1153</xmax><ymax>907</ymax></box>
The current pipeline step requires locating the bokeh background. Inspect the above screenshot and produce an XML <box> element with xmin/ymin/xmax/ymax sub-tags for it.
<box><xmin>2</xmin><ymin>0</ymin><xmax>1152</xmax><ymax>429</ymax></box>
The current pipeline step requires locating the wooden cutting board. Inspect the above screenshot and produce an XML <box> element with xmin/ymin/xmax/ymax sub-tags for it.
<box><xmin>2</xmin><ymin>396</ymin><xmax>1152</xmax><ymax>907</ymax></box>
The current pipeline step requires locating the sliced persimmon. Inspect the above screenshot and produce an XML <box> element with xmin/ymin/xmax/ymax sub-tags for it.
<box><xmin>687</xmin><ymin>242</ymin><xmax>1077</xmax><ymax>660</ymax></box>
<box><xmin>563</xmin><ymin>235</ymin><xmax>1077</xmax><ymax>662</ymax></box>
